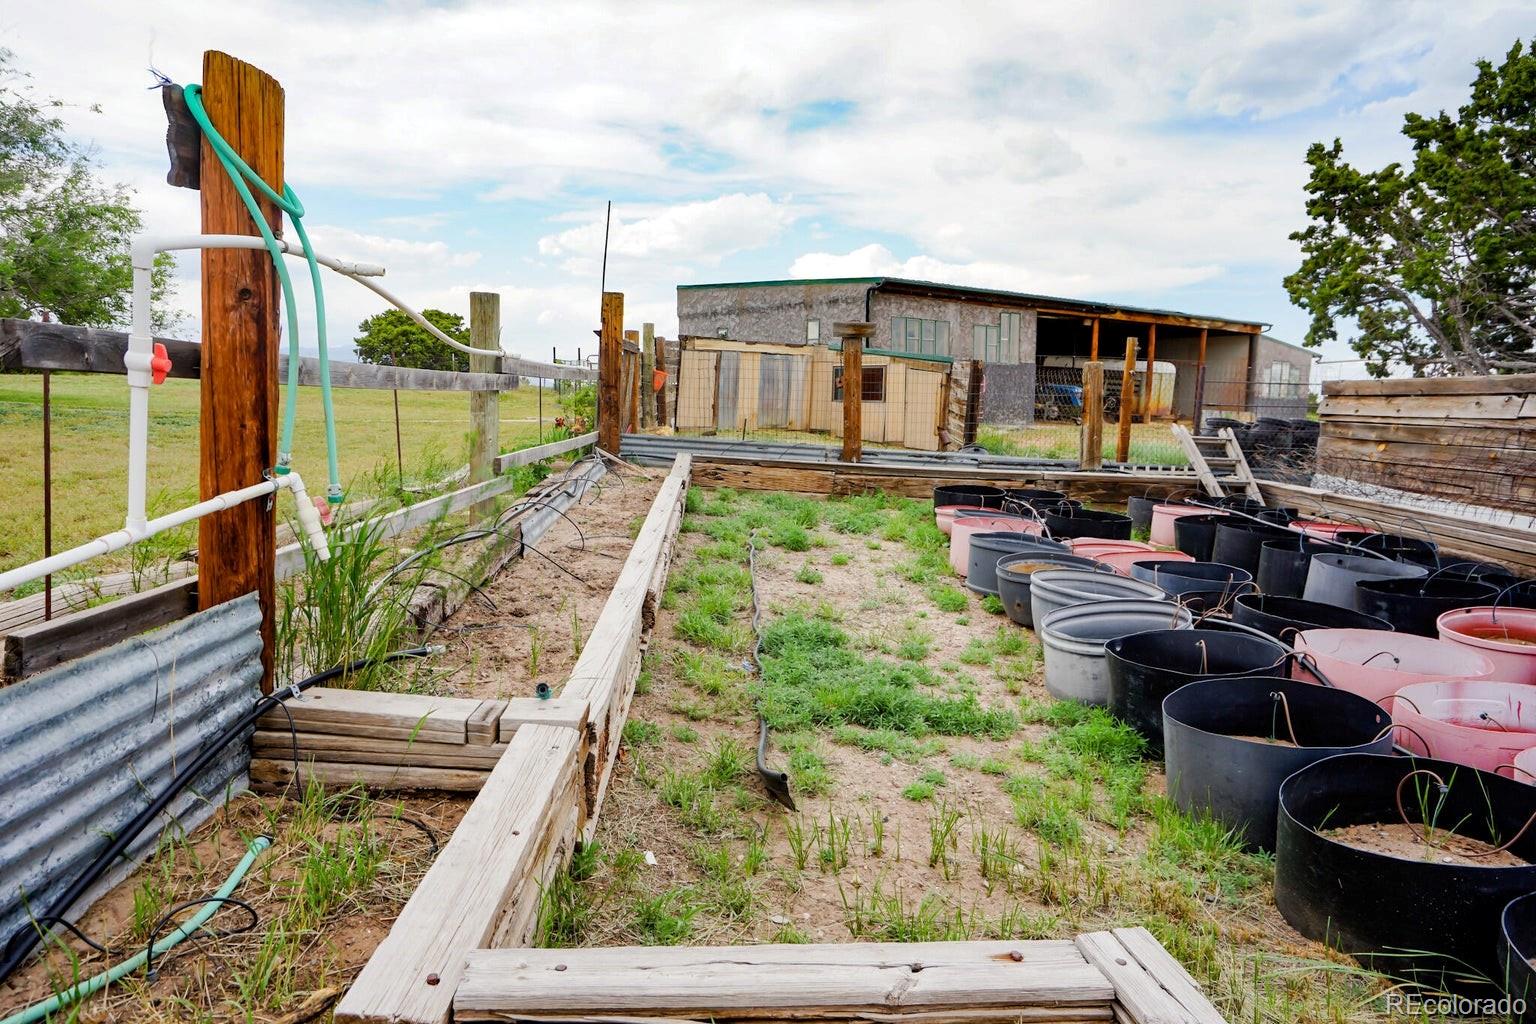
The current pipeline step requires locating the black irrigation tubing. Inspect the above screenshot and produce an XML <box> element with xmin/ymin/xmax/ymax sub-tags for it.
<box><xmin>142</xmin><ymin>895</ymin><xmax>260</xmax><ymax>978</ymax></box>
<box><xmin>0</xmin><ymin>647</ymin><xmax>439</xmax><ymax>984</ymax></box>
<box><xmin>746</xmin><ymin>530</ymin><xmax>797</xmax><ymax>812</ymax></box>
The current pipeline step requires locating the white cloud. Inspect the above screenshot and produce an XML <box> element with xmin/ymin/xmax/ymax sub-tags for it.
<box><xmin>304</xmin><ymin>226</ymin><xmax>481</xmax><ymax>270</ymax></box>
<box><xmin>537</xmin><ymin>193</ymin><xmax>796</xmax><ymax>264</ymax></box>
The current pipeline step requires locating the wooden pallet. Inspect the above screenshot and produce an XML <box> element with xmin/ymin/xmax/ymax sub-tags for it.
<box><xmin>452</xmin><ymin>930</ymin><xmax>1225</xmax><ymax>1024</ymax></box>
<box><xmin>1169</xmin><ymin>425</ymin><xmax>1262</xmax><ymax>501</ymax></box>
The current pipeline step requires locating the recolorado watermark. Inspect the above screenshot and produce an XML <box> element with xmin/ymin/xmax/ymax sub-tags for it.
<box><xmin>1383</xmin><ymin>992</ymin><xmax>1525</xmax><ymax>1017</ymax></box>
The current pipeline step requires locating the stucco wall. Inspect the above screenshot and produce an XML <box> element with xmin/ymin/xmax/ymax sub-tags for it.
<box><xmin>677</xmin><ymin>283</ymin><xmax>868</xmax><ymax>344</ymax></box>
<box><xmin>867</xmin><ymin>294</ymin><xmax>1037</xmax><ymax>365</ymax></box>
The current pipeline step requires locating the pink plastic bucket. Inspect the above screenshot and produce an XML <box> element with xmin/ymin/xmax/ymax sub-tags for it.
<box><xmin>1150</xmin><ymin>505</ymin><xmax>1216</xmax><ymax>547</ymax></box>
<box><xmin>1094</xmin><ymin>549</ymin><xmax>1195</xmax><ymax>576</ymax></box>
<box><xmin>1292</xmin><ymin>628</ymin><xmax>1497</xmax><ymax>704</ymax></box>
<box><xmin>1067</xmin><ymin>539</ymin><xmax>1158</xmax><ymax>556</ymax></box>
<box><xmin>936</xmin><ymin>505</ymin><xmax>999</xmax><ymax>536</ymax></box>
<box><xmin>948</xmin><ymin>516</ymin><xmax>1044</xmax><ymax>576</ymax></box>
<box><xmin>1508</xmin><ymin>745</ymin><xmax>1536</xmax><ymax>785</ymax></box>
<box><xmin>1391</xmin><ymin>680</ymin><xmax>1536</xmax><ymax>772</ymax></box>
<box><xmin>1437</xmin><ymin>607</ymin><xmax>1536</xmax><ymax>686</ymax></box>
<box><xmin>1291</xmin><ymin>519</ymin><xmax>1375</xmax><ymax>541</ymax></box>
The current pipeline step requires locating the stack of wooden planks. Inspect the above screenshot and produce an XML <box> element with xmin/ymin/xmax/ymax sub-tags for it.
<box><xmin>335</xmin><ymin>454</ymin><xmax>691</xmax><ymax>1024</ymax></box>
<box><xmin>452</xmin><ymin>931</ymin><xmax>1225</xmax><ymax>1024</ymax></box>
<box><xmin>1317</xmin><ymin>374</ymin><xmax>1536</xmax><ymax>516</ymax></box>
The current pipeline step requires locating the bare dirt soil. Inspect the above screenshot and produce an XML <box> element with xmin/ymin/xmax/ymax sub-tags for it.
<box><xmin>1324</xmin><ymin>822</ymin><xmax>1528</xmax><ymax>867</ymax></box>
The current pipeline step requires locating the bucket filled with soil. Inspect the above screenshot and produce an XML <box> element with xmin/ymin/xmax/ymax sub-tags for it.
<box><xmin>1104</xmin><ymin>627</ymin><xmax>1290</xmax><ymax>755</ymax></box>
<box><xmin>966</xmin><ymin>533</ymin><xmax>1066</xmax><ymax>596</ymax></box>
<box><xmin>1389</xmin><ymin>681</ymin><xmax>1536</xmax><ymax>772</ymax></box>
<box><xmin>1275</xmin><ymin>753</ymin><xmax>1536</xmax><ymax>994</ymax></box>
<box><xmin>948</xmin><ymin>513</ymin><xmax>1043</xmax><ymax>576</ymax></box>
<box><xmin>995</xmin><ymin>552</ymin><xmax>1106</xmax><ymax>629</ymax></box>
<box><xmin>1164</xmin><ymin>677</ymin><xmax>1392</xmax><ymax>852</ymax></box>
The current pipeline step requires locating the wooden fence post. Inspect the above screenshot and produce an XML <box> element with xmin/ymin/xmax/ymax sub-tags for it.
<box><xmin>640</xmin><ymin>323</ymin><xmax>655</xmax><ymax>428</ymax></box>
<box><xmin>834</xmin><ymin>322</ymin><xmax>873</xmax><ymax>463</ymax></box>
<box><xmin>1142</xmin><ymin>323</ymin><xmax>1158</xmax><ymax>423</ymax></box>
<box><xmin>623</xmin><ymin>329</ymin><xmax>640</xmax><ymax>433</ymax></box>
<box><xmin>469</xmin><ymin>291</ymin><xmax>501</xmax><ymax>518</ymax></box>
<box><xmin>654</xmin><ymin>334</ymin><xmax>668</xmax><ymax>426</ymax></box>
<box><xmin>197</xmin><ymin>51</ymin><xmax>283</xmax><ymax>693</ymax></box>
<box><xmin>1117</xmin><ymin>338</ymin><xmax>1136</xmax><ymax>463</ymax></box>
<box><xmin>1191</xmin><ymin>327</ymin><xmax>1209</xmax><ymax>430</ymax></box>
<box><xmin>598</xmin><ymin>292</ymin><xmax>623</xmax><ymax>454</ymax></box>
<box><xmin>1080</xmin><ymin>361</ymin><xmax>1103</xmax><ymax>470</ymax></box>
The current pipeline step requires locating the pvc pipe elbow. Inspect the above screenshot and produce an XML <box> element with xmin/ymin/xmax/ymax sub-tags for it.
<box><xmin>285</xmin><ymin>474</ymin><xmax>331</xmax><ymax>563</ymax></box>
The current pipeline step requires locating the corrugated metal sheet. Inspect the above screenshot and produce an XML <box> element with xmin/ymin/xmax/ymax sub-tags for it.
<box><xmin>517</xmin><ymin>459</ymin><xmax>605</xmax><ymax>551</ymax></box>
<box><xmin>0</xmin><ymin>594</ymin><xmax>263</xmax><ymax>941</ymax></box>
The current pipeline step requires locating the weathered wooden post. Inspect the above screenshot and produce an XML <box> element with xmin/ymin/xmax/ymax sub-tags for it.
<box><xmin>1142</xmin><ymin>323</ymin><xmax>1158</xmax><ymax>423</ymax></box>
<box><xmin>197</xmin><ymin>51</ymin><xmax>283</xmax><ymax>692</ymax></box>
<box><xmin>598</xmin><ymin>292</ymin><xmax>623</xmax><ymax>454</ymax></box>
<box><xmin>1117</xmin><ymin>338</ymin><xmax>1136</xmax><ymax>463</ymax></box>
<box><xmin>623</xmin><ymin>329</ymin><xmax>641</xmax><ymax>433</ymax></box>
<box><xmin>1089</xmin><ymin>318</ymin><xmax>1100</xmax><ymax>360</ymax></box>
<box><xmin>640</xmin><ymin>323</ymin><xmax>655</xmax><ymax>428</ymax></box>
<box><xmin>1191</xmin><ymin>327</ymin><xmax>1209</xmax><ymax>431</ymax></box>
<box><xmin>834</xmin><ymin>322</ymin><xmax>873</xmax><ymax>463</ymax></box>
<box><xmin>468</xmin><ymin>291</ymin><xmax>501</xmax><ymax>518</ymax></box>
<box><xmin>654</xmin><ymin>334</ymin><xmax>669</xmax><ymax>426</ymax></box>
<box><xmin>1080</xmin><ymin>361</ymin><xmax>1104</xmax><ymax>470</ymax></box>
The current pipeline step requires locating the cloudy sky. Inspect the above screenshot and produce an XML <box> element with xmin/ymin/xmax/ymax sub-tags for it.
<box><xmin>3</xmin><ymin>1</ymin><xmax>1528</xmax><ymax>370</ymax></box>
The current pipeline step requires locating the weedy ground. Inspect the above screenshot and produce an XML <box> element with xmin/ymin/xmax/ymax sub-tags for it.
<box><xmin>548</xmin><ymin>486</ymin><xmax>1450</xmax><ymax>1024</ymax></box>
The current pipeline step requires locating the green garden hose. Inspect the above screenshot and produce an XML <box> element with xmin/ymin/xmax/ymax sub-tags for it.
<box><xmin>0</xmin><ymin>835</ymin><xmax>271</xmax><ymax>1024</ymax></box>
<box><xmin>183</xmin><ymin>83</ymin><xmax>342</xmax><ymax>504</ymax></box>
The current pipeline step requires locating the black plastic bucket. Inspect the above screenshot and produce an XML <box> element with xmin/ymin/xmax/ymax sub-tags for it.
<box><xmin>1004</xmin><ymin>487</ymin><xmax>1068</xmax><ymax>508</ymax></box>
<box><xmin>1127</xmin><ymin>496</ymin><xmax>1157</xmax><ymax>533</ymax></box>
<box><xmin>1211</xmin><ymin>520</ymin><xmax>1295</xmax><ymax>577</ymax></box>
<box><xmin>934</xmin><ymin>484</ymin><xmax>1004</xmax><ymax>510</ymax></box>
<box><xmin>1335</xmin><ymin>530</ymin><xmax>1441</xmax><ymax>567</ymax></box>
<box><xmin>1163</xmin><ymin>677</ymin><xmax>1392</xmax><ymax>852</ymax></box>
<box><xmin>1173</xmin><ymin>514</ymin><xmax>1227</xmax><ymax>561</ymax></box>
<box><xmin>1172</xmin><ymin>585</ymin><xmax>1258</xmax><ymax>617</ymax></box>
<box><xmin>1131</xmin><ymin>560</ymin><xmax>1253</xmax><ymax>598</ymax></box>
<box><xmin>1042</xmin><ymin>507</ymin><xmax>1133</xmax><ymax>540</ymax></box>
<box><xmin>996</xmin><ymin>552</ymin><xmax>1105</xmax><ymax>628</ymax></box>
<box><xmin>1355</xmin><ymin>576</ymin><xmax>1500</xmax><ymax>637</ymax></box>
<box><xmin>1214</xmin><ymin>496</ymin><xmax>1268</xmax><ymax>515</ymax></box>
<box><xmin>1256</xmin><ymin>536</ymin><xmax>1342</xmax><ymax>598</ymax></box>
<box><xmin>1275</xmin><ymin>753</ymin><xmax>1536</xmax><ymax>994</ymax></box>
<box><xmin>1232</xmin><ymin>593</ymin><xmax>1393</xmax><ymax>639</ymax></box>
<box><xmin>1104</xmin><ymin>628</ymin><xmax>1289</xmax><ymax>755</ymax></box>
<box><xmin>966</xmin><ymin>533</ymin><xmax>1067</xmax><ymax>596</ymax></box>
<box><xmin>1501</xmin><ymin>894</ymin><xmax>1536</xmax><ymax>1024</ymax></box>
<box><xmin>1255</xmin><ymin>506</ymin><xmax>1302</xmax><ymax>526</ymax></box>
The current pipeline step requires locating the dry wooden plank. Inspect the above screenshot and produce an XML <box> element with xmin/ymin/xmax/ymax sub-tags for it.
<box><xmin>492</xmin><ymin>431</ymin><xmax>596</xmax><ymax>473</ymax></box>
<box><xmin>1111</xmin><ymin>928</ymin><xmax>1223</xmax><ymax>1024</ymax></box>
<box><xmin>553</xmin><ymin>453</ymin><xmax>690</xmax><ymax>837</ymax></box>
<box><xmin>333</xmin><ymin>722</ymin><xmax>583</xmax><ymax>1024</ymax></box>
<box><xmin>2</xmin><ymin>577</ymin><xmax>197</xmax><ymax>684</ymax></box>
<box><xmin>467</xmin><ymin>700</ymin><xmax>507</xmax><ymax>744</ymax></box>
<box><xmin>1320</xmin><ymin>392</ymin><xmax>1530</xmax><ymax>422</ymax></box>
<box><xmin>1323</xmin><ymin>374</ymin><xmax>1536</xmax><ymax>398</ymax></box>
<box><xmin>257</xmin><ymin>686</ymin><xmax>481</xmax><ymax>745</ymax></box>
<box><xmin>500</xmin><ymin>696</ymin><xmax>589</xmax><ymax>733</ymax></box>
<box><xmin>251</xmin><ymin>731</ymin><xmax>508</xmax><ymax>769</ymax></box>
<box><xmin>0</xmin><ymin>564</ymin><xmax>194</xmax><ymax>632</ymax></box>
<box><xmin>250</xmin><ymin>758</ymin><xmax>488</xmax><ymax>793</ymax></box>
<box><xmin>1075</xmin><ymin>932</ymin><xmax>1191</xmax><ymax>1024</ymax></box>
<box><xmin>455</xmin><ymin>941</ymin><xmax>1115</xmax><ymax>1019</ymax></box>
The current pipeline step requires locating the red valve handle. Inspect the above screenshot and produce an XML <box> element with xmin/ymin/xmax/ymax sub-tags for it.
<box><xmin>150</xmin><ymin>342</ymin><xmax>172</xmax><ymax>385</ymax></box>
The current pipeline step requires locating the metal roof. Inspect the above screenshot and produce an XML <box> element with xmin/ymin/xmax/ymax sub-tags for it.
<box><xmin>678</xmin><ymin>276</ymin><xmax>1268</xmax><ymax>332</ymax></box>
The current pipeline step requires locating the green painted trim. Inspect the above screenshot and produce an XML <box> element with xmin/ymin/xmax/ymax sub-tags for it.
<box><xmin>677</xmin><ymin>277</ymin><xmax>883</xmax><ymax>290</ymax></box>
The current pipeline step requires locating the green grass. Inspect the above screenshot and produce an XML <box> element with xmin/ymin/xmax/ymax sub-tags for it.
<box><xmin>0</xmin><ymin>373</ymin><xmax>572</xmax><ymax>573</ymax></box>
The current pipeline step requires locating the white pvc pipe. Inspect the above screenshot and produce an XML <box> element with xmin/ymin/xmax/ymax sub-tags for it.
<box><xmin>0</xmin><ymin>472</ymin><xmax>328</xmax><ymax>595</ymax></box>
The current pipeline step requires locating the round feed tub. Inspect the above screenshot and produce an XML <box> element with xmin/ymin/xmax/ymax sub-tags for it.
<box><xmin>966</xmin><ymin>533</ymin><xmax>1067</xmax><ymax>596</ymax></box>
<box><xmin>1275</xmin><ymin>753</ymin><xmax>1536</xmax><ymax>995</ymax></box>
<box><xmin>1028</xmin><ymin>568</ymin><xmax>1167</xmax><ymax>628</ymax></box>
<box><xmin>1291</xmin><ymin>628</ymin><xmax>1497</xmax><ymax>704</ymax></box>
<box><xmin>1104</xmin><ymin>627</ymin><xmax>1290</xmax><ymax>755</ymax></box>
<box><xmin>995</xmin><ymin>553</ymin><xmax>1106</xmax><ymax>629</ymax></box>
<box><xmin>1001</xmin><ymin>488</ymin><xmax>1069</xmax><ymax>512</ymax></box>
<box><xmin>1130</xmin><ymin>560</ymin><xmax>1253</xmax><ymax>598</ymax></box>
<box><xmin>1500</xmin><ymin>894</ymin><xmax>1536</xmax><ymax>1024</ymax></box>
<box><xmin>937</xmin><ymin>504</ymin><xmax>1000</xmax><ymax>536</ymax></box>
<box><xmin>1095</xmin><ymin>549</ymin><xmax>1194</xmax><ymax>576</ymax></box>
<box><xmin>1233</xmin><ymin>593</ymin><xmax>1391</xmax><ymax>640</ymax></box>
<box><xmin>1163</xmin><ymin>677</ymin><xmax>1392</xmax><ymax>852</ymax></box>
<box><xmin>1391</xmin><ymin>681</ymin><xmax>1536</xmax><ymax>772</ymax></box>
<box><xmin>1066</xmin><ymin>538</ymin><xmax>1157</xmax><ymax>557</ymax></box>
<box><xmin>1334</xmin><ymin>530</ymin><xmax>1440</xmax><ymax>568</ymax></box>
<box><xmin>1039</xmin><ymin>600</ymin><xmax>1192</xmax><ymax>705</ymax></box>
<box><xmin>1150</xmin><ymin>504</ymin><xmax>1211</xmax><ymax>547</ymax></box>
<box><xmin>1042</xmin><ymin>507</ymin><xmax>1133</xmax><ymax>541</ymax></box>
<box><xmin>948</xmin><ymin>514</ymin><xmax>1042</xmax><ymax>576</ymax></box>
<box><xmin>934</xmin><ymin>484</ymin><xmax>1004</xmax><ymax>510</ymax></box>
<box><xmin>1439</xmin><ymin>607</ymin><xmax>1536</xmax><ymax>686</ymax></box>
<box><xmin>1302</xmin><ymin>553</ymin><xmax>1427</xmax><ymax>611</ymax></box>
<box><xmin>1355</xmin><ymin>576</ymin><xmax>1499</xmax><ymax>637</ymax></box>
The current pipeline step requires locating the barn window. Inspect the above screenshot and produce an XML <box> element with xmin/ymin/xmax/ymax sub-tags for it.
<box><xmin>806</xmin><ymin>319</ymin><xmax>820</xmax><ymax>343</ymax></box>
<box><xmin>889</xmin><ymin>317</ymin><xmax>950</xmax><ymax>356</ymax></box>
<box><xmin>833</xmin><ymin>366</ymin><xmax>886</xmax><ymax>402</ymax></box>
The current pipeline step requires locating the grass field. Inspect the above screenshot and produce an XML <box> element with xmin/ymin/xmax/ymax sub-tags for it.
<box><xmin>0</xmin><ymin>372</ymin><xmax>578</xmax><ymax>574</ymax></box>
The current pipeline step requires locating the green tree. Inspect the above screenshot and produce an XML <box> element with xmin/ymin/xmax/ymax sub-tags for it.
<box><xmin>352</xmin><ymin>308</ymin><xmax>473</xmax><ymax>371</ymax></box>
<box><xmin>1285</xmin><ymin>39</ymin><xmax>1535</xmax><ymax>376</ymax></box>
<box><xmin>0</xmin><ymin>49</ymin><xmax>179</xmax><ymax>329</ymax></box>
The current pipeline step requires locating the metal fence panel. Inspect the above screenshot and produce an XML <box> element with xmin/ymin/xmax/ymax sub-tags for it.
<box><xmin>0</xmin><ymin>594</ymin><xmax>263</xmax><ymax>941</ymax></box>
